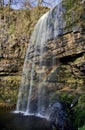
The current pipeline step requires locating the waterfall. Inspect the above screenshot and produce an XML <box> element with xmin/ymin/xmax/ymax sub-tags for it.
<box><xmin>16</xmin><ymin>1</ymin><xmax>63</xmax><ymax>117</ymax></box>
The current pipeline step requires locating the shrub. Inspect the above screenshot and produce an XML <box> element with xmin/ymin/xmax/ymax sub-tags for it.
<box><xmin>78</xmin><ymin>125</ymin><xmax>85</xmax><ymax>130</ymax></box>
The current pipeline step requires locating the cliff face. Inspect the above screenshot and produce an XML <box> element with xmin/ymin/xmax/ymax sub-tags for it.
<box><xmin>0</xmin><ymin>1</ymin><xmax>85</xmax><ymax>106</ymax></box>
<box><xmin>0</xmin><ymin>34</ymin><xmax>28</xmax><ymax>102</ymax></box>
<box><xmin>0</xmin><ymin>6</ymin><xmax>48</xmax><ymax>103</ymax></box>
<box><xmin>25</xmin><ymin>30</ymin><xmax>85</xmax><ymax>98</ymax></box>
<box><xmin>0</xmin><ymin>2</ymin><xmax>85</xmax><ymax>128</ymax></box>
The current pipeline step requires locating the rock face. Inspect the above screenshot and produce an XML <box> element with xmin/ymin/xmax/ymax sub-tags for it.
<box><xmin>0</xmin><ymin>34</ymin><xmax>28</xmax><ymax>102</ymax></box>
<box><xmin>23</xmin><ymin>29</ymin><xmax>85</xmax><ymax>108</ymax></box>
<box><xmin>0</xmin><ymin>1</ymin><xmax>85</xmax><ymax>107</ymax></box>
<box><xmin>0</xmin><ymin>35</ymin><xmax>28</xmax><ymax>75</ymax></box>
<box><xmin>0</xmin><ymin>6</ymin><xmax>49</xmax><ymax>103</ymax></box>
<box><xmin>0</xmin><ymin>2</ymin><xmax>84</xmax><ymax>130</ymax></box>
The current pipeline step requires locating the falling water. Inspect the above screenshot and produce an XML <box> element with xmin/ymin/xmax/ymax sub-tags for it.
<box><xmin>16</xmin><ymin>0</ymin><xmax>63</xmax><ymax>117</ymax></box>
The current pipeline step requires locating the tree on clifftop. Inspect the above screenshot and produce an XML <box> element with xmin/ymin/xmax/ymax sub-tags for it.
<box><xmin>0</xmin><ymin>0</ymin><xmax>4</xmax><ymax>6</ymax></box>
<box><xmin>21</xmin><ymin>0</ymin><xmax>56</xmax><ymax>9</ymax></box>
<box><xmin>0</xmin><ymin>0</ymin><xmax>59</xmax><ymax>8</ymax></box>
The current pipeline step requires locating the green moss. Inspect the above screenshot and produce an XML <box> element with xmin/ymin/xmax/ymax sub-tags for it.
<box><xmin>51</xmin><ymin>91</ymin><xmax>75</xmax><ymax>106</ymax></box>
<box><xmin>74</xmin><ymin>94</ymin><xmax>85</xmax><ymax>128</ymax></box>
<box><xmin>51</xmin><ymin>92</ymin><xmax>85</xmax><ymax>129</ymax></box>
<box><xmin>63</xmin><ymin>0</ymin><xmax>85</xmax><ymax>32</ymax></box>
<box><xmin>0</xmin><ymin>76</ymin><xmax>21</xmax><ymax>103</ymax></box>
<box><xmin>63</xmin><ymin>0</ymin><xmax>75</xmax><ymax>10</ymax></box>
<box><xmin>9</xmin><ymin>24</ymin><xmax>15</xmax><ymax>34</ymax></box>
<box><xmin>78</xmin><ymin>95</ymin><xmax>85</xmax><ymax>109</ymax></box>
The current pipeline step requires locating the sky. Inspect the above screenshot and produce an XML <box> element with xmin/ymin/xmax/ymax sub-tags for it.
<box><xmin>4</xmin><ymin>0</ymin><xmax>62</xmax><ymax>9</ymax></box>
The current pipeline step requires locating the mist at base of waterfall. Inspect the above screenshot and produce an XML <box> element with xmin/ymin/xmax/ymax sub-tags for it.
<box><xmin>13</xmin><ymin>110</ymin><xmax>49</xmax><ymax>119</ymax></box>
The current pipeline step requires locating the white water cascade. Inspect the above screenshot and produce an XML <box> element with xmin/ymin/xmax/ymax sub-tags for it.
<box><xmin>16</xmin><ymin>1</ymin><xmax>63</xmax><ymax>117</ymax></box>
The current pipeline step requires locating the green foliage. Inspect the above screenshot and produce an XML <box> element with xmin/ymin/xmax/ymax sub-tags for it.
<box><xmin>79</xmin><ymin>125</ymin><xmax>85</xmax><ymax>130</ymax></box>
<box><xmin>63</xmin><ymin>0</ymin><xmax>75</xmax><ymax>10</ymax></box>
<box><xmin>51</xmin><ymin>92</ymin><xmax>75</xmax><ymax>106</ymax></box>
<box><xmin>51</xmin><ymin>92</ymin><xmax>85</xmax><ymax>129</ymax></box>
<box><xmin>0</xmin><ymin>76</ymin><xmax>21</xmax><ymax>103</ymax></box>
<box><xmin>59</xmin><ymin>92</ymin><xmax>74</xmax><ymax>105</ymax></box>
<box><xmin>63</xmin><ymin>94</ymin><xmax>85</xmax><ymax>129</ymax></box>
<box><xmin>63</xmin><ymin>0</ymin><xmax>85</xmax><ymax>32</ymax></box>
<box><xmin>63</xmin><ymin>0</ymin><xmax>82</xmax><ymax>10</ymax></box>
<box><xmin>74</xmin><ymin>94</ymin><xmax>85</xmax><ymax>128</ymax></box>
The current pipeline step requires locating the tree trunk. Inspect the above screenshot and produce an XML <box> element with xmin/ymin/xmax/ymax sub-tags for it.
<box><xmin>8</xmin><ymin>0</ymin><xmax>12</xmax><ymax>6</ymax></box>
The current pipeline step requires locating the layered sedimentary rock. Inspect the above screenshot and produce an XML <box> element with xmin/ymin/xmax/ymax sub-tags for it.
<box><xmin>0</xmin><ymin>31</ymin><xmax>85</xmax><ymax>103</ymax></box>
<box><xmin>24</xmin><ymin>30</ymin><xmax>85</xmax><ymax>99</ymax></box>
<box><xmin>0</xmin><ymin>6</ymin><xmax>48</xmax><ymax>103</ymax></box>
<box><xmin>0</xmin><ymin>1</ymin><xmax>85</xmax><ymax>103</ymax></box>
<box><xmin>0</xmin><ymin>34</ymin><xmax>28</xmax><ymax>102</ymax></box>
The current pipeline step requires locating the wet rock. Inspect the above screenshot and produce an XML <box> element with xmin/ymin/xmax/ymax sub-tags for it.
<box><xmin>48</xmin><ymin>101</ymin><xmax>74</xmax><ymax>130</ymax></box>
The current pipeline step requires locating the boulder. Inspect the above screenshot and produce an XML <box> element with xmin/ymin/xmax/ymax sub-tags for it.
<box><xmin>48</xmin><ymin>101</ymin><xmax>74</xmax><ymax>130</ymax></box>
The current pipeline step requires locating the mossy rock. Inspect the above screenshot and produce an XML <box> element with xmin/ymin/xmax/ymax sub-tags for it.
<box><xmin>51</xmin><ymin>91</ymin><xmax>75</xmax><ymax>106</ymax></box>
<box><xmin>51</xmin><ymin>92</ymin><xmax>85</xmax><ymax>129</ymax></box>
<box><xmin>74</xmin><ymin>94</ymin><xmax>85</xmax><ymax>128</ymax></box>
<box><xmin>0</xmin><ymin>76</ymin><xmax>21</xmax><ymax>103</ymax></box>
<box><xmin>62</xmin><ymin>0</ymin><xmax>85</xmax><ymax>32</ymax></box>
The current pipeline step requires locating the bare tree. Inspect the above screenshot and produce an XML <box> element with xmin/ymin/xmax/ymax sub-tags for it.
<box><xmin>8</xmin><ymin>0</ymin><xmax>12</xmax><ymax>6</ymax></box>
<box><xmin>21</xmin><ymin>0</ymin><xmax>51</xmax><ymax>8</ymax></box>
<box><xmin>0</xmin><ymin>0</ymin><xmax>4</xmax><ymax>6</ymax></box>
<box><xmin>0</xmin><ymin>0</ymin><xmax>59</xmax><ymax>8</ymax></box>
<box><xmin>21</xmin><ymin>0</ymin><xmax>32</xmax><ymax>9</ymax></box>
